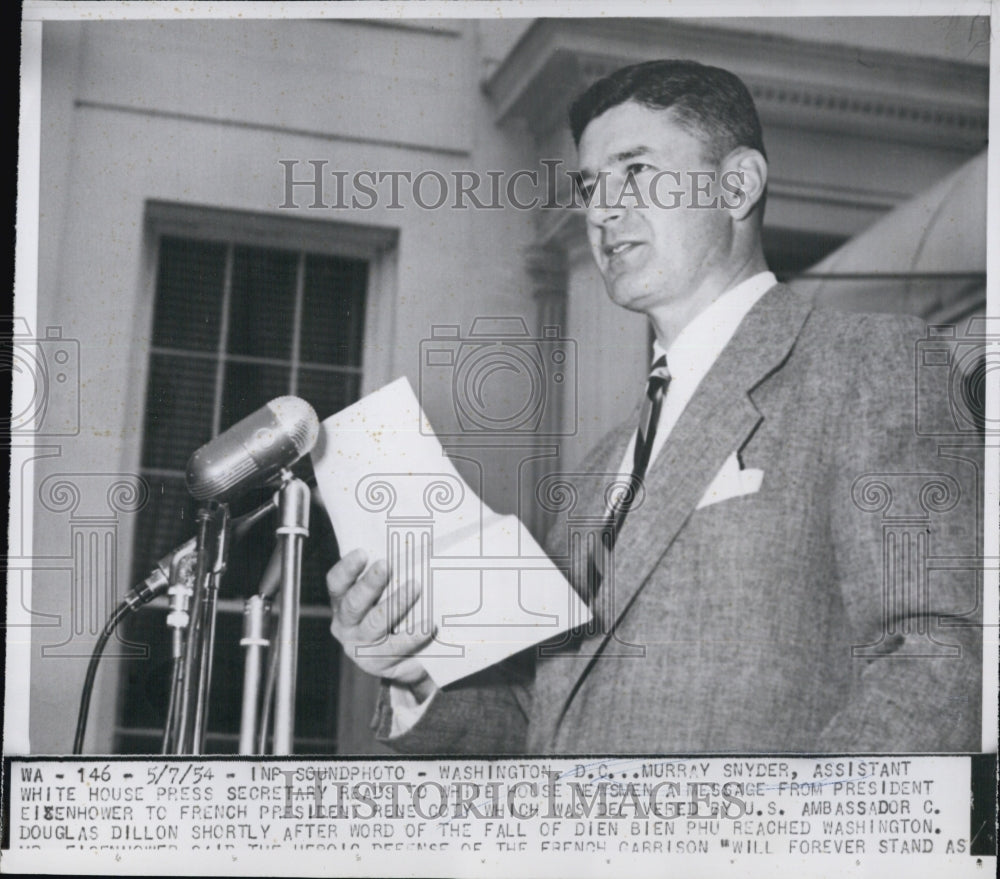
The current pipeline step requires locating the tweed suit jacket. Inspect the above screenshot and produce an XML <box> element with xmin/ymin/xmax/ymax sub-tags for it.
<box><xmin>374</xmin><ymin>284</ymin><xmax>983</xmax><ymax>754</ymax></box>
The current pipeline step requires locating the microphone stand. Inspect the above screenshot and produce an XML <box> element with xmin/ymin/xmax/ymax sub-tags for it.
<box><xmin>237</xmin><ymin>541</ymin><xmax>280</xmax><ymax>755</ymax></box>
<box><xmin>175</xmin><ymin>503</ymin><xmax>230</xmax><ymax>754</ymax></box>
<box><xmin>150</xmin><ymin>497</ymin><xmax>278</xmax><ymax>755</ymax></box>
<box><xmin>237</xmin><ymin>472</ymin><xmax>311</xmax><ymax>754</ymax></box>
<box><xmin>159</xmin><ymin>473</ymin><xmax>309</xmax><ymax>755</ymax></box>
<box><xmin>238</xmin><ymin>593</ymin><xmax>272</xmax><ymax>754</ymax></box>
<box><xmin>271</xmin><ymin>470</ymin><xmax>311</xmax><ymax>754</ymax></box>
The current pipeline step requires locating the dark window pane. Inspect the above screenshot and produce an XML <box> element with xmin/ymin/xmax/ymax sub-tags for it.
<box><xmin>128</xmin><ymin>231</ymin><xmax>368</xmax><ymax>756</ymax></box>
<box><xmin>227</xmin><ymin>246</ymin><xmax>298</xmax><ymax>359</ymax></box>
<box><xmin>116</xmin><ymin>732</ymin><xmax>165</xmax><ymax>755</ymax></box>
<box><xmin>141</xmin><ymin>354</ymin><xmax>216</xmax><ymax>471</ymax></box>
<box><xmin>220</xmin><ymin>361</ymin><xmax>291</xmax><ymax>427</ymax></box>
<box><xmin>294</xmin><ymin>616</ymin><xmax>340</xmax><ymax>746</ymax></box>
<box><xmin>300</xmin><ymin>494</ymin><xmax>340</xmax><ymax>606</ymax></box>
<box><xmin>300</xmin><ymin>255</ymin><xmax>368</xmax><ymax>366</ymax></box>
<box><xmin>117</xmin><ymin>607</ymin><xmax>174</xmax><ymax>742</ymax></box>
<box><xmin>297</xmin><ymin>367</ymin><xmax>361</xmax><ymax>422</ymax></box>
<box><xmin>199</xmin><ymin>611</ymin><xmax>246</xmax><ymax>745</ymax></box>
<box><xmin>129</xmin><ymin>475</ymin><xmax>199</xmax><ymax>584</ymax></box>
<box><xmin>152</xmin><ymin>237</ymin><xmax>227</xmax><ymax>351</ymax></box>
<box><xmin>221</xmin><ymin>483</ymin><xmax>340</xmax><ymax>607</ymax></box>
<box><xmin>117</xmin><ymin>611</ymin><xmax>341</xmax><ymax>754</ymax></box>
<box><xmin>222</xmin><ymin>510</ymin><xmax>282</xmax><ymax>600</ymax></box>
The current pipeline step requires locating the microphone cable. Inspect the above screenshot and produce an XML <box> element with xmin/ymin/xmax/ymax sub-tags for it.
<box><xmin>72</xmin><ymin>600</ymin><xmax>134</xmax><ymax>755</ymax></box>
<box><xmin>72</xmin><ymin>497</ymin><xmax>281</xmax><ymax>755</ymax></box>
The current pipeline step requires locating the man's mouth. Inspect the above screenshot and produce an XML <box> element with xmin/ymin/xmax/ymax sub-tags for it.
<box><xmin>604</xmin><ymin>240</ymin><xmax>644</xmax><ymax>262</ymax></box>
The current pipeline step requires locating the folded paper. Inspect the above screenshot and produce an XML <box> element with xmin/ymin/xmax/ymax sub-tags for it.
<box><xmin>311</xmin><ymin>377</ymin><xmax>592</xmax><ymax>686</ymax></box>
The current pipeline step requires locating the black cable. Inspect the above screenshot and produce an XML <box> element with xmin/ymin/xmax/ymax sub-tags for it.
<box><xmin>73</xmin><ymin>496</ymin><xmax>280</xmax><ymax>756</ymax></box>
<box><xmin>72</xmin><ymin>600</ymin><xmax>133</xmax><ymax>755</ymax></box>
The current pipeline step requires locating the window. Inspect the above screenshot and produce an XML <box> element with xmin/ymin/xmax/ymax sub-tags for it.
<box><xmin>116</xmin><ymin>211</ymin><xmax>379</xmax><ymax>754</ymax></box>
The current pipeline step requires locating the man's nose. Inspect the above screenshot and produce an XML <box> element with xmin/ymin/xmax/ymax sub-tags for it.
<box><xmin>586</xmin><ymin>181</ymin><xmax>626</xmax><ymax>227</ymax></box>
<box><xmin>585</xmin><ymin>173</ymin><xmax>638</xmax><ymax>228</ymax></box>
<box><xmin>588</xmin><ymin>202</ymin><xmax>622</xmax><ymax>228</ymax></box>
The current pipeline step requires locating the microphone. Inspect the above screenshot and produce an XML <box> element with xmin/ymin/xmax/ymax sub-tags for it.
<box><xmin>120</xmin><ymin>493</ymin><xmax>282</xmax><ymax>612</ymax></box>
<box><xmin>123</xmin><ymin>536</ymin><xmax>198</xmax><ymax>611</ymax></box>
<box><xmin>185</xmin><ymin>396</ymin><xmax>320</xmax><ymax>503</ymax></box>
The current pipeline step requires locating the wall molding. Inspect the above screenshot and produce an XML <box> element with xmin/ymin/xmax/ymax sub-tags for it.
<box><xmin>486</xmin><ymin>19</ymin><xmax>988</xmax><ymax>151</ymax></box>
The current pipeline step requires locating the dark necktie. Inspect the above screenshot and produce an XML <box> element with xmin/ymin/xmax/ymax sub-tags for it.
<box><xmin>583</xmin><ymin>355</ymin><xmax>671</xmax><ymax>606</ymax></box>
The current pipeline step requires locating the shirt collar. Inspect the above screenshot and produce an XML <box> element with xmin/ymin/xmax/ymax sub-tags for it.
<box><xmin>652</xmin><ymin>271</ymin><xmax>777</xmax><ymax>386</ymax></box>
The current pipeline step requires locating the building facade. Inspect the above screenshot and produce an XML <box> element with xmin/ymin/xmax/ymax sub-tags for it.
<box><xmin>19</xmin><ymin>15</ymin><xmax>988</xmax><ymax>754</ymax></box>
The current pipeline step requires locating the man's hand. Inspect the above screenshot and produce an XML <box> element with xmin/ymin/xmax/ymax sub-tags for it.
<box><xmin>327</xmin><ymin>549</ymin><xmax>436</xmax><ymax>702</ymax></box>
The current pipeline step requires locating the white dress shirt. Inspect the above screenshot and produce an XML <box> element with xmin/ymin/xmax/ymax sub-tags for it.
<box><xmin>613</xmin><ymin>271</ymin><xmax>777</xmax><ymax>484</ymax></box>
<box><xmin>391</xmin><ymin>270</ymin><xmax>778</xmax><ymax>736</ymax></box>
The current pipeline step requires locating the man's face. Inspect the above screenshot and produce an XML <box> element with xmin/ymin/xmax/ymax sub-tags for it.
<box><xmin>576</xmin><ymin>100</ymin><xmax>733</xmax><ymax>316</ymax></box>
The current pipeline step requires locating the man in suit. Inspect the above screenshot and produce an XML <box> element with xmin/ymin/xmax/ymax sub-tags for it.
<box><xmin>326</xmin><ymin>60</ymin><xmax>982</xmax><ymax>753</ymax></box>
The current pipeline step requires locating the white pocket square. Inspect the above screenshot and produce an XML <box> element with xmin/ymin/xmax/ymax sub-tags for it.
<box><xmin>696</xmin><ymin>453</ymin><xmax>763</xmax><ymax>510</ymax></box>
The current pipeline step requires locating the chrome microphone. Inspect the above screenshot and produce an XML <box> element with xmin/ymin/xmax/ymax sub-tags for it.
<box><xmin>185</xmin><ymin>396</ymin><xmax>319</xmax><ymax>503</ymax></box>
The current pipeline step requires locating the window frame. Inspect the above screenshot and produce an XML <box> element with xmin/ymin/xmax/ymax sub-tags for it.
<box><xmin>102</xmin><ymin>202</ymin><xmax>399</xmax><ymax>754</ymax></box>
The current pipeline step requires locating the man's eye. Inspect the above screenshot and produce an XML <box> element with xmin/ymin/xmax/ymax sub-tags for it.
<box><xmin>625</xmin><ymin>162</ymin><xmax>652</xmax><ymax>178</ymax></box>
<box><xmin>574</xmin><ymin>176</ymin><xmax>596</xmax><ymax>202</ymax></box>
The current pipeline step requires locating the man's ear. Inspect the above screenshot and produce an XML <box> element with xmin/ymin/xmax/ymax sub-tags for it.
<box><xmin>720</xmin><ymin>147</ymin><xmax>767</xmax><ymax>221</ymax></box>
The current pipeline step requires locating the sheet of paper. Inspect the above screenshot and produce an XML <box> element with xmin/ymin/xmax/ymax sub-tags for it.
<box><xmin>311</xmin><ymin>377</ymin><xmax>591</xmax><ymax>686</ymax></box>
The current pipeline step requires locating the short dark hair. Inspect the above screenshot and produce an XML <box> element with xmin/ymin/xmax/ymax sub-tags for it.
<box><xmin>568</xmin><ymin>59</ymin><xmax>766</xmax><ymax>163</ymax></box>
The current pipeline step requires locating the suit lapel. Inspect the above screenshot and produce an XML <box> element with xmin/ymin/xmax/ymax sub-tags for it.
<box><xmin>545</xmin><ymin>284</ymin><xmax>815</xmax><ymax>737</ymax></box>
